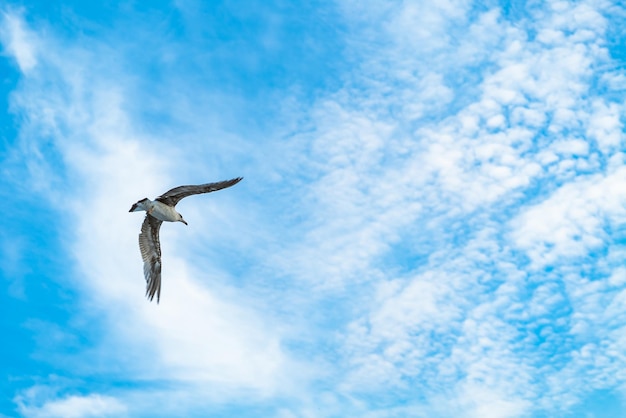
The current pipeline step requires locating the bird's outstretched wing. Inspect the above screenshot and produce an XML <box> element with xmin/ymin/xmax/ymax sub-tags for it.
<box><xmin>139</xmin><ymin>215</ymin><xmax>163</xmax><ymax>303</ymax></box>
<box><xmin>155</xmin><ymin>177</ymin><xmax>243</xmax><ymax>207</ymax></box>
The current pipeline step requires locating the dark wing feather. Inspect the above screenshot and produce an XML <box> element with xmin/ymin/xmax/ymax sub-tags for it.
<box><xmin>138</xmin><ymin>215</ymin><xmax>163</xmax><ymax>303</ymax></box>
<box><xmin>155</xmin><ymin>177</ymin><xmax>243</xmax><ymax>207</ymax></box>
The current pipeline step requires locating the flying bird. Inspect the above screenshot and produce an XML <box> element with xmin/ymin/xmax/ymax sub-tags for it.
<box><xmin>129</xmin><ymin>177</ymin><xmax>243</xmax><ymax>303</ymax></box>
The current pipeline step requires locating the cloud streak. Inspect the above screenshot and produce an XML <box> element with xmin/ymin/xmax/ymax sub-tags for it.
<box><xmin>1</xmin><ymin>7</ymin><xmax>300</xmax><ymax>416</ymax></box>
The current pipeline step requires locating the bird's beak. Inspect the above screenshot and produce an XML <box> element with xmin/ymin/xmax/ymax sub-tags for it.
<box><xmin>181</xmin><ymin>219</ymin><xmax>188</xmax><ymax>225</ymax></box>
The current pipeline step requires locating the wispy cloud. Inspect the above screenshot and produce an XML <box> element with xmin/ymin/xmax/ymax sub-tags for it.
<box><xmin>0</xmin><ymin>9</ymin><xmax>37</xmax><ymax>72</ymax></box>
<box><xmin>15</xmin><ymin>386</ymin><xmax>126</xmax><ymax>418</ymax></box>
<box><xmin>1</xmin><ymin>7</ymin><xmax>299</xmax><ymax>415</ymax></box>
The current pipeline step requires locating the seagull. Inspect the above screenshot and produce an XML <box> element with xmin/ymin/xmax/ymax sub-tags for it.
<box><xmin>129</xmin><ymin>177</ymin><xmax>243</xmax><ymax>303</ymax></box>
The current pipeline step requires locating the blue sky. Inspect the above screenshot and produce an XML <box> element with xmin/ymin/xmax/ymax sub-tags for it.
<box><xmin>1</xmin><ymin>0</ymin><xmax>626</xmax><ymax>417</ymax></box>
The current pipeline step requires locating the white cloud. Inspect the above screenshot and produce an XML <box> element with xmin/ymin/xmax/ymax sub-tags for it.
<box><xmin>511</xmin><ymin>166</ymin><xmax>626</xmax><ymax>268</ymax></box>
<box><xmin>14</xmin><ymin>383</ymin><xmax>128</xmax><ymax>418</ymax></box>
<box><xmin>1</xmin><ymin>10</ymin><xmax>298</xmax><ymax>412</ymax></box>
<box><xmin>0</xmin><ymin>10</ymin><xmax>37</xmax><ymax>72</ymax></box>
<box><xmin>17</xmin><ymin>393</ymin><xmax>126</xmax><ymax>418</ymax></box>
<box><xmin>276</xmin><ymin>0</ymin><xmax>610</xmax><ymax>291</ymax></box>
<box><xmin>587</xmin><ymin>99</ymin><xmax>623</xmax><ymax>153</ymax></box>
<box><xmin>279</xmin><ymin>0</ymin><xmax>626</xmax><ymax>416</ymax></box>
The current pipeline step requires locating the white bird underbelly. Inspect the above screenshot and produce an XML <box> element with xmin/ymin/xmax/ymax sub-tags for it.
<box><xmin>132</xmin><ymin>199</ymin><xmax>181</xmax><ymax>222</ymax></box>
<box><xmin>147</xmin><ymin>200</ymin><xmax>181</xmax><ymax>222</ymax></box>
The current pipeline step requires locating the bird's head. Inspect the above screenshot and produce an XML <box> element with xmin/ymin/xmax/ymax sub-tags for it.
<box><xmin>178</xmin><ymin>213</ymin><xmax>188</xmax><ymax>225</ymax></box>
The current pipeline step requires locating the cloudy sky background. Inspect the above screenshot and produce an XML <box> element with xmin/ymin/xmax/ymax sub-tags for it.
<box><xmin>1</xmin><ymin>0</ymin><xmax>626</xmax><ymax>417</ymax></box>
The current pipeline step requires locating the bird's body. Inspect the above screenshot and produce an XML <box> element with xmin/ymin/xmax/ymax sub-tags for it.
<box><xmin>129</xmin><ymin>177</ymin><xmax>243</xmax><ymax>303</ymax></box>
<box><xmin>130</xmin><ymin>199</ymin><xmax>184</xmax><ymax>223</ymax></box>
